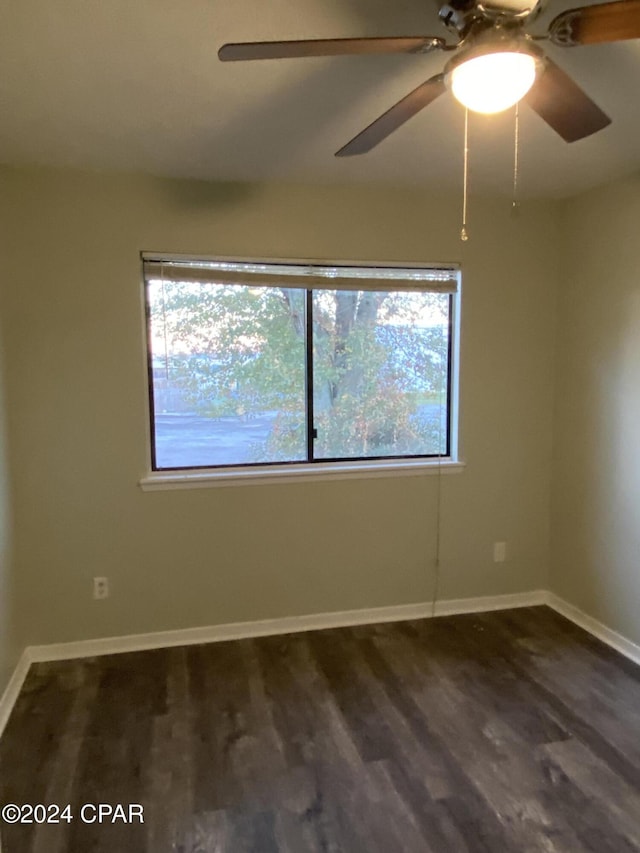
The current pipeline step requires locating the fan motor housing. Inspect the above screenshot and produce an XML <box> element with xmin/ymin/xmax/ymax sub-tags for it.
<box><xmin>437</xmin><ymin>0</ymin><xmax>543</xmax><ymax>32</ymax></box>
<box><xmin>444</xmin><ymin>29</ymin><xmax>545</xmax><ymax>73</ymax></box>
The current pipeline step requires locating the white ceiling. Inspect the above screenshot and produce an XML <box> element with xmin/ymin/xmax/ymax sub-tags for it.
<box><xmin>1</xmin><ymin>0</ymin><xmax>639</xmax><ymax>198</ymax></box>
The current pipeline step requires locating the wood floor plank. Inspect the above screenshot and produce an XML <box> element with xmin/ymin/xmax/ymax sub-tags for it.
<box><xmin>401</xmin><ymin>662</ymin><xmax>584</xmax><ymax>850</ymax></box>
<box><xmin>357</xmin><ymin>635</ymin><xmax>523</xmax><ymax>850</ymax></box>
<box><xmin>542</xmin><ymin>737</ymin><xmax>640</xmax><ymax>848</ymax></box>
<box><xmin>261</xmin><ymin>632</ymin><xmax>405</xmax><ymax>853</ymax></box>
<box><xmin>469</xmin><ymin>611</ymin><xmax>640</xmax><ymax>790</ymax></box>
<box><xmin>1</xmin><ymin>605</ymin><xmax>639</xmax><ymax>853</ymax></box>
<box><xmin>31</xmin><ymin>665</ymin><xmax>101</xmax><ymax>853</ymax></box>
<box><xmin>0</xmin><ymin>661</ymin><xmax>85</xmax><ymax>853</ymax></box>
<box><xmin>363</xmin><ymin>623</ymin><xmax>571</xmax><ymax>851</ymax></box>
<box><xmin>64</xmin><ymin>651</ymin><xmax>160</xmax><ymax>853</ymax></box>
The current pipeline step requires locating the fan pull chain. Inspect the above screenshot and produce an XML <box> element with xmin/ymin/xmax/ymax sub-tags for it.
<box><xmin>461</xmin><ymin>107</ymin><xmax>469</xmax><ymax>242</ymax></box>
<box><xmin>512</xmin><ymin>102</ymin><xmax>520</xmax><ymax>217</ymax></box>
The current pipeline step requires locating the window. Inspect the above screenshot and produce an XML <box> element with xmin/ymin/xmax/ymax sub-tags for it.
<box><xmin>143</xmin><ymin>256</ymin><xmax>459</xmax><ymax>474</ymax></box>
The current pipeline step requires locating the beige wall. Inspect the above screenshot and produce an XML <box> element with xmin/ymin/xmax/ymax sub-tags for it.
<box><xmin>0</xmin><ymin>350</ymin><xmax>18</xmax><ymax>693</ymax></box>
<box><xmin>0</xmin><ymin>277</ymin><xmax>18</xmax><ymax>692</ymax></box>
<box><xmin>0</xmin><ymin>165</ymin><xmax>559</xmax><ymax>646</ymax></box>
<box><xmin>551</xmin><ymin>173</ymin><xmax>640</xmax><ymax>646</ymax></box>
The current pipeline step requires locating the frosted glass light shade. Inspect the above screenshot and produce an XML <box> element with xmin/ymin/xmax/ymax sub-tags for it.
<box><xmin>450</xmin><ymin>51</ymin><xmax>538</xmax><ymax>114</ymax></box>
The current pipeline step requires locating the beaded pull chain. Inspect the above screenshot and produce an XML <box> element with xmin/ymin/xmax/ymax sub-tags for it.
<box><xmin>460</xmin><ymin>107</ymin><xmax>469</xmax><ymax>242</ymax></box>
<box><xmin>512</xmin><ymin>102</ymin><xmax>520</xmax><ymax>217</ymax></box>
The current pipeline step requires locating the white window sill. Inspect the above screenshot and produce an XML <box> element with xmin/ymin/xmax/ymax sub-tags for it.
<box><xmin>139</xmin><ymin>458</ymin><xmax>465</xmax><ymax>491</ymax></box>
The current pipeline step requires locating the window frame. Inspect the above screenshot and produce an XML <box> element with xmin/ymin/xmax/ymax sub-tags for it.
<box><xmin>140</xmin><ymin>253</ymin><xmax>463</xmax><ymax>488</ymax></box>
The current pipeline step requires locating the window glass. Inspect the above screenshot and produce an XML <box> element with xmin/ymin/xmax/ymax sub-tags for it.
<box><xmin>145</xmin><ymin>264</ymin><xmax>456</xmax><ymax>471</ymax></box>
<box><xmin>312</xmin><ymin>290</ymin><xmax>449</xmax><ymax>460</ymax></box>
<box><xmin>148</xmin><ymin>280</ymin><xmax>306</xmax><ymax>468</ymax></box>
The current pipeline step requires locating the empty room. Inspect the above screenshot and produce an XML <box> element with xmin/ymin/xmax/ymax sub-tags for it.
<box><xmin>0</xmin><ymin>0</ymin><xmax>639</xmax><ymax>851</ymax></box>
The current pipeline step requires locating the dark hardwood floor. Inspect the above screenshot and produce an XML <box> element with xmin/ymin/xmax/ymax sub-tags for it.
<box><xmin>1</xmin><ymin>605</ymin><xmax>640</xmax><ymax>852</ymax></box>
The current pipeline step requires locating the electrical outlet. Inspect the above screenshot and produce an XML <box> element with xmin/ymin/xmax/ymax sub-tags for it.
<box><xmin>493</xmin><ymin>542</ymin><xmax>507</xmax><ymax>563</ymax></box>
<box><xmin>93</xmin><ymin>576</ymin><xmax>109</xmax><ymax>600</ymax></box>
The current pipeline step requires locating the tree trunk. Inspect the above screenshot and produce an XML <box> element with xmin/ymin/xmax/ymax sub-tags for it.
<box><xmin>280</xmin><ymin>289</ymin><xmax>305</xmax><ymax>339</ymax></box>
<box><xmin>331</xmin><ymin>291</ymin><xmax>358</xmax><ymax>401</ymax></box>
<box><xmin>335</xmin><ymin>292</ymin><xmax>384</xmax><ymax>401</ymax></box>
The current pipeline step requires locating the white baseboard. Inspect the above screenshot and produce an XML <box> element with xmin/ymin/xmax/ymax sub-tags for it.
<box><xmin>0</xmin><ymin>649</ymin><xmax>31</xmax><ymax>739</ymax></box>
<box><xmin>28</xmin><ymin>590</ymin><xmax>547</xmax><ymax>664</ymax></box>
<box><xmin>545</xmin><ymin>591</ymin><xmax>640</xmax><ymax>667</ymax></box>
<box><xmin>2</xmin><ymin>587</ymin><xmax>638</xmax><ymax>742</ymax></box>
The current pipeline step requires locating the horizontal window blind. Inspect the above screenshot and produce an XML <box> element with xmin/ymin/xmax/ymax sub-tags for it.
<box><xmin>143</xmin><ymin>256</ymin><xmax>459</xmax><ymax>294</ymax></box>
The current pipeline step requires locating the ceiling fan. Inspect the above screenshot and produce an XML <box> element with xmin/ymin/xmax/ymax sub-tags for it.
<box><xmin>218</xmin><ymin>0</ymin><xmax>640</xmax><ymax>154</ymax></box>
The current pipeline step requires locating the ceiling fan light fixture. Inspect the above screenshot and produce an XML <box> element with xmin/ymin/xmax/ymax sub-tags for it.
<box><xmin>449</xmin><ymin>49</ymin><xmax>539</xmax><ymax>114</ymax></box>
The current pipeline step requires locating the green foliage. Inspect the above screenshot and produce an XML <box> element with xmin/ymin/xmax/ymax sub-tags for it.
<box><xmin>161</xmin><ymin>283</ymin><xmax>305</xmax><ymax>419</ymax></box>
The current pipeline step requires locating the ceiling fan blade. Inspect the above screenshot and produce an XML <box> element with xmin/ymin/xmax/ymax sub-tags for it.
<box><xmin>336</xmin><ymin>74</ymin><xmax>446</xmax><ymax>157</ymax></box>
<box><xmin>549</xmin><ymin>0</ymin><xmax>640</xmax><ymax>45</ymax></box>
<box><xmin>524</xmin><ymin>58</ymin><xmax>611</xmax><ymax>142</ymax></box>
<box><xmin>218</xmin><ymin>36</ymin><xmax>446</xmax><ymax>62</ymax></box>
